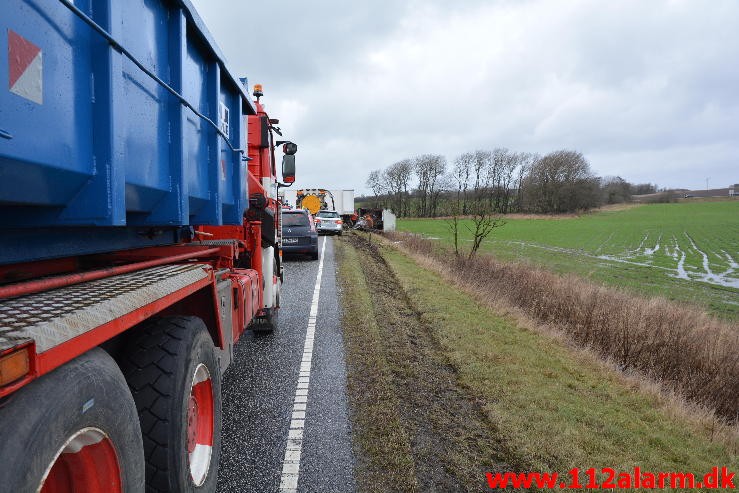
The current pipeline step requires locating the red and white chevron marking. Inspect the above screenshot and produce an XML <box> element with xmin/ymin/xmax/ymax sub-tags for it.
<box><xmin>8</xmin><ymin>30</ymin><xmax>43</xmax><ymax>104</ymax></box>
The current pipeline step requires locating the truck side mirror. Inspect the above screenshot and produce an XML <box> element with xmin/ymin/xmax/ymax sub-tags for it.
<box><xmin>282</xmin><ymin>154</ymin><xmax>296</xmax><ymax>183</ymax></box>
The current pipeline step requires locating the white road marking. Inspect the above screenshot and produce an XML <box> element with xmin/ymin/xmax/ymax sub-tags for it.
<box><xmin>279</xmin><ymin>237</ymin><xmax>327</xmax><ymax>492</ymax></box>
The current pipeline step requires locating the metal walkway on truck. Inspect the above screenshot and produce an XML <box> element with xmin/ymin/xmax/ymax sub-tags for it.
<box><xmin>0</xmin><ymin>263</ymin><xmax>210</xmax><ymax>353</ymax></box>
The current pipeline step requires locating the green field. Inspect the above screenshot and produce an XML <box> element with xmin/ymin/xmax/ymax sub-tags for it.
<box><xmin>398</xmin><ymin>201</ymin><xmax>739</xmax><ymax>320</ymax></box>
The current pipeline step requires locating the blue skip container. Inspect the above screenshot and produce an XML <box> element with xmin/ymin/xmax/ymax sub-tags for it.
<box><xmin>0</xmin><ymin>0</ymin><xmax>257</xmax><ymax>263</ymax></box>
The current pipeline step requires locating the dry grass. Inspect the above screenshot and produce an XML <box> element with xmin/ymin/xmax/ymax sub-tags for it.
<box><xmin>593</xmin><ymin>202</ymin><xmax>643</xmax><ymax>212</ymax></box>
<box><xmin>402</xmin><ymin>248</ymin><xmax>739</xmax><ymax>452</ymax></box>
<box><xmin>407</xmin><ymin>203</ymin><xmax>641</xmax><ymax>222</ymax></box>
<box><xmin>385</xmin><ymin>232</ymin><xmax>739</xmax><ymax>426</ymax></box>
<box><xmin>430</xmin><ymin>213</ymin><xmax>580</xmax><ymax>221</ymax></box>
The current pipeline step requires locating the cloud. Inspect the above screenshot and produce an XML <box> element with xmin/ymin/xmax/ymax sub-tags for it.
<box><xmin>191</xmin><ymin>0</ymin><xmax>739</xmax><ymax>192</ymax></box>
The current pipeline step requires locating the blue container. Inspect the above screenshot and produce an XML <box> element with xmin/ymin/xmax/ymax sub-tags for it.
<box><xmin>0</xmin><ymin>0</ymin><xmax>256</xmax><ymax>230</ymax></box>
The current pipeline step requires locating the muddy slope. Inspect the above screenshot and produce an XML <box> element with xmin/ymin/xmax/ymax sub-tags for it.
<box><xmin>342</xmin><ymin>234</ymin><xmax>512</xmax><ymax>492</ymax></box>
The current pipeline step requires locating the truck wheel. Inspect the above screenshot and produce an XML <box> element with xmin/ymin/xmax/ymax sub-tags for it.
<box><xmin>311</xmin><ymin>248</ymin><xmax>319</xmax><ymax>260</ymax></box>
<box><xmin>120</xmin><ymin>317</ymin><xmax>222</xmax><ymax>492</ymax></box>
<box><xmin>0</xmin><ymin>348</ymin><xmax>145</xmax><ymax>493</ymax></box>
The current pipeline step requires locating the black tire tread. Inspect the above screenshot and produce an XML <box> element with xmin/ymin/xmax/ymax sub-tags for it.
<box><xmin>120</xmin><ymin>316</ymin><xmax>202</xmax><ymax>492</ymax></box>
<box><xmin>0</xmin><ymin>348</ymin><xmax>145</xmax><ymax>492</ymax></box>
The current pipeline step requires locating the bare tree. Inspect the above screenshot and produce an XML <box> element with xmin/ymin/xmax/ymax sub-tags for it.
<box><xmin>432</xmin><ymin>173</ymin><xmax>455</xmax><ymax>217</ymax></box>
<box><xmin>522</xmin><ymin>150</ymin><xmax>601</xmax><ymax>213</ymax></box>
<box><xmin>452</xmin><ymin>152</ymin><xmax>474</xmax><ymax>214</ymax></box>
<box><xmin>448</xmin><ymin>156</ymin><xmax>469</xmax><ymax>255</ymax></box>
<box><xmin>467</xmin><ymin>213</ymin><xmax>506</xmax><ymax>259</ymax></box>
<box><xmin>485</xmin><ymin>148</ymin><xmax>522</xmax><ymax>213</ymax></box>
<box><xmin>451</xmin><ymin>149</ymin><xmax>536</xmax><ymax>215</ymax></box>
<box><xmin>365</xmin><ymin>169</ymin><xmax>387</xmax><ymax>208</ymax></box>
<box><xmin>505</xmin><ymin>152</ymin><xmax>527</xmax><ymax>212</ymax></box>
<box><xmin>396</xmin><ymin>159</ymin><xmax>414</xmax><ymax>216</ymax></box>
<box><xmin>463</xmin><ymin>155</ymin><xmax>507</xmax><ymax>258</ymax></box>
<box><xmin>465</xmin><ymin>198</ymin><xmax>506</xmax><ymax>259</ymax></box>
<box><xmin>384</xmin><ymin>159</ymin><xmax>413</xmax><ymax>216</ymax></box>
<box><xmin>602</xmin><ymin>176</ymin><xmax>632</xmax><ymax>204</ymax></box>
<box><xmin>471</xmin><ymin>150</ymin><xmax>492</xmax><ymax>201</ymax></box>
<box><xmin>630</xmin><ymin>183</ymin><xmax>658</xmax><ymax>195</ymax></box>
<box><xmin>485</xmin><ymin>148</ymin><xmax>504</xmax><ymax>210</ymax></box>
<box><xmin>446</xmin><ymin>202</ymin><xmax>462</xmax><ymax>256</ymax></box>
<box><xmin>413</xmin><ymin>154</ymin><xmax>446</xmax><ymax>217</ymax></box>
<box><xmin>513</xmin><ymin>152</ymin><xmax>537</xmax><ymax>212</ymax></box>
<box><xmin>384</xmin><ymin>165</ymin><xmax>403</xmax><ymax>216</ymax></box>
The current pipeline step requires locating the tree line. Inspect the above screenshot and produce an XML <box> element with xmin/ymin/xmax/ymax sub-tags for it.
<box><xmin>364</xmin><ymin>149</ymin><xmax>658</xmax><ymax>217</ymax></box>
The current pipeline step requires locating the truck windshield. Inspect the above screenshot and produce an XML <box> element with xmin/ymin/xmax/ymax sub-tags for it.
<box><xmin>283</xmin><ymin>213</ymin><xmax>310</xmax><ymax>227</ymax></box>
<box><xmin>317</xmin><ymin>211</ymin><xmax>339</xmax><ymax>218</ymax></box>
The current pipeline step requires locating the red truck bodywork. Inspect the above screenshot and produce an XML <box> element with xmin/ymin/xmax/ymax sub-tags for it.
<box><xmin>0</xmin><ymin>97</ymin><xmax>286</xmax><ymax>398</ymax></box>
<box><xmin>0</xmin><ymin>2</ymin><xmax>296</xmax><ymax>491</ymax></box>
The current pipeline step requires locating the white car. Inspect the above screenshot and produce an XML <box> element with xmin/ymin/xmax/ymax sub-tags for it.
<box><xmin>315</xmin><ymin>210</ymin><xmax>343</xmax><ymax>235</ymax></box>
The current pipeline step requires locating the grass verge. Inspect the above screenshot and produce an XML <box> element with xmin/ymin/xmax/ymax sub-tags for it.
<box><xmin>338</xmin><ymin>232</ymin><xmax>737</xmax><ymax>492</ymax></box>
<box><xmin>386</xmin><ymin>232</ymin><xmax>738</xmax><ymax>423</ymax></box>
<box><xmin>337</xmin><ymin>234</ymin><xmax>516</xmax><ymax>492</ymax></box>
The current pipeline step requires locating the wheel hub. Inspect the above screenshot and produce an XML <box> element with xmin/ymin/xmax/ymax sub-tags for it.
<box><xmin>40</xmin><ymin>427</ymin><xmax>121</xmax><ymax>493</ymax></box>
<box><xmin>187</xmin><ymin>363</ymin><xmax>214</xmax><ymax>486</ymax></box>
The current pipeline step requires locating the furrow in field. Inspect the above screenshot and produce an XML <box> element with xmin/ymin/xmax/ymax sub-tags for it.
<box><xmin>682</xmin><ymin>233</ymin><xmax>738</xmax><ymax>287</ymax></box>
<box><xmin>672</xmin><ymin>237</ymin><xmax>690</xmax><ymax>281</ymax></box>
<box><xmin>594</xmin><ymin>232</ymin><xmax>615</xmax><ymax>254</ymax></box>
<box><xmin>643</xmin><ymin>234</ymin><xmax>662</xmax><ymax>256</ymax></box>
<box><xmin>489</xmin><ymin>236</ymin><xmax>739</xmax><ymax>288</ymax></box>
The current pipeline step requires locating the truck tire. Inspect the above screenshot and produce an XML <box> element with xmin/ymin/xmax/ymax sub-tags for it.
<box><xmin>0</xmin><ymin>348</ymin><xmax>145</xmax><ymax>493</ymax></box>
<box><xmin>119</xmin><ymin>317</ymin><xmax>222</xmax><ymax>492</ymax></box>
<box><xmin>311</xmin><ymin>247</ymin><xmax>319</xmax><ymax>260</ymax></box>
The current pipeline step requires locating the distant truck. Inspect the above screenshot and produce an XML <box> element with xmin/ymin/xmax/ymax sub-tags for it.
<box><xmin>1</xmin><ymin>1</ymin><xmax>298</xmax><ymax>491</ymax></box>
<box><xmin>281</xmin><ymin>188</ymin><xmax>356</xmax><ymax>225</ymax></box>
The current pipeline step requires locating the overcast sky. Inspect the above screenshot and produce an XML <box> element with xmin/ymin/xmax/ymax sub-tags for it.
<box><xmin>191</xmin><ymin>0</ymin><xmax>738</xmax><ymax>194</ymax></box>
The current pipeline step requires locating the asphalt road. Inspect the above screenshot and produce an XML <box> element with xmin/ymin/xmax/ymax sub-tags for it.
<box><xmin>217</xmin><ymin>236</ymin><xmax>356</xmax><ymax>493</ymax></box>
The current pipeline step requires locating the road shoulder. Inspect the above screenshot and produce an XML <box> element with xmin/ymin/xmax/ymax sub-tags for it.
<box><xmin>336</xmin><ymin>234</ymin><xmax>513</xmax><ymax>493</ymax></box>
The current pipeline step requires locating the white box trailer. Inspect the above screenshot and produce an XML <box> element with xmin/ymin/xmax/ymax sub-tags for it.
<box><xmin>280</xmin><ymin>189</ymin><xmax>354</xmax><ymax>216</ymax></box>
<box><xmin>332</xmin><ymin>189</ymin><xmax>355</xmax><ymax>215</ymax></box>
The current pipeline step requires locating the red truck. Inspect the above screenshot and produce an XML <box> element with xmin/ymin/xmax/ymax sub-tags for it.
<box><xmin>0</xmin><ymin>1</ymin><xmax>296</xmax><ymax>491</ymax></box>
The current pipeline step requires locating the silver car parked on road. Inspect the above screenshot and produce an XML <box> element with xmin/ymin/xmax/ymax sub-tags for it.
<box><xmin>315</xmin><ymin>210</ymin><xmax>343</xmax><ymax>235</ymax></box>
